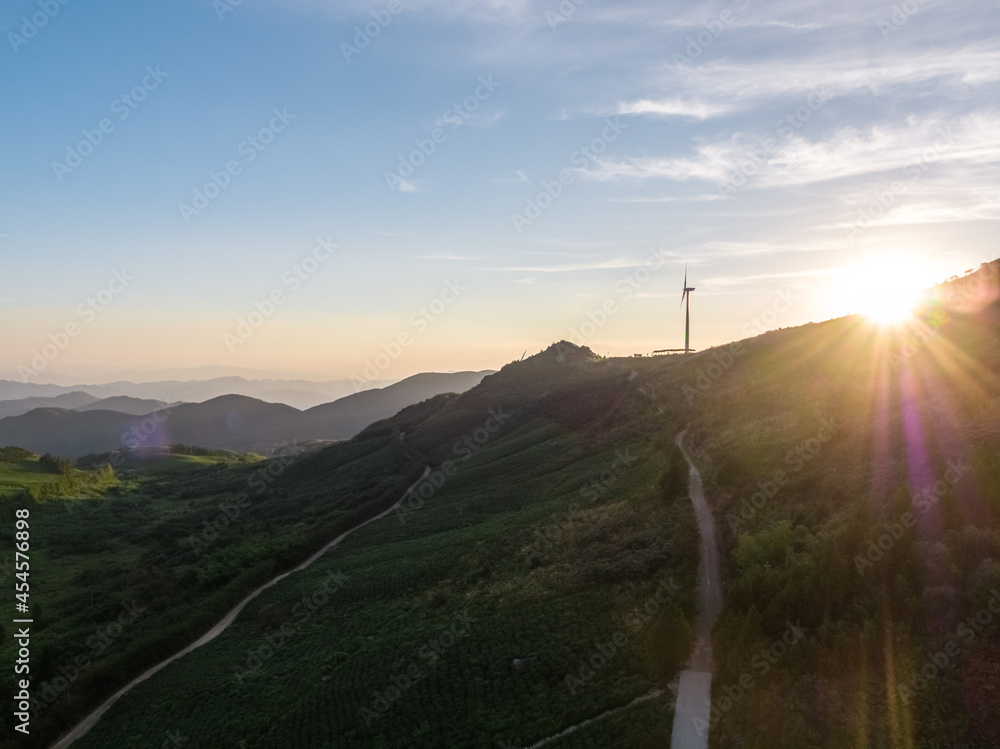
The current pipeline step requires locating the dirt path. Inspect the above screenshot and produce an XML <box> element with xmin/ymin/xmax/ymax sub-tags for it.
<box><xmin>670</xmin><ymin>430</ymin><xmax>722</xmax><ymax>749</ymax></box>
<box><xmin>519</xmin><ymin>430</ymin><xmax>723</xmax><ymax>749</ymax></box>
<box><xmin>50</xmin><ymin>462</ymin><xmax>432</xmax><ymax>749</ymax></box>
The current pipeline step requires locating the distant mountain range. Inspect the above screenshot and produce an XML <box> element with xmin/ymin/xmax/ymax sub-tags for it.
<box><xmin>0</xmin><ymin>371</ymin><xmax>493</xmax><ymax>457</ymax></box>
<box><xmin>0</xmin><ymin>375</ymin><xmax>398</xmax><ymax>410</ymax></box>
<box><xmin>0</xmin><ymin>393</ymin><xmax>171</xmax><ymax>419</ymax></box>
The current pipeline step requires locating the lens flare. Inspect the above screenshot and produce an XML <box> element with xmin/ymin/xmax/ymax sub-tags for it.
<box><xmin>846</xmin><ymin>254</ymin><xmax>935</xmax><ymax>326</ymax></box>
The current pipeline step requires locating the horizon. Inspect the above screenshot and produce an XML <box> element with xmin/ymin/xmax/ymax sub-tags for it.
<box><xmin>3</xmin><ymin>259</ymin><xmax>993</xmax><ymax>387</ymax></box>
<box><xmin>4</xmin><ymin>1</ymin><xmax>999</xmax><ymax>383</ymax></box>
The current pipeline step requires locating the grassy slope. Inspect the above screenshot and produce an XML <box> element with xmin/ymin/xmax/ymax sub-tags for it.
<box><xmin>0</xmin><ymin>436</ymin><xmax>423</xmax><ymax>747</ymax></box>
<box><xmin>625</xmin><ymin>261</ymin><xmax>1000</xmax><ymax>748</ymax></box>
<box><xmin>0</xmin><ymin>457</ymin><xmax>55</xmax><ymax>498</ymax></box>
<box><xmin>59</xmin><ymin>345</ymin><xmax>699</xmax><ymax>749</ymax></box>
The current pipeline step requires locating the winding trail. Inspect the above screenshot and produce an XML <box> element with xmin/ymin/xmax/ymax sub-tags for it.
<box><xmin>50</xmin><ymin>461</ymin><xmax>432</xmax><ymax>749</ymax></box>
<box><xmin>518</xmin><ymin>430</ymin><xmax>722</xmax><ymax>749</ymax></box>
<box><xmin>670</xmin><ymin>430</ymin><xmax>722</xmax><ymax>749</ymax></box>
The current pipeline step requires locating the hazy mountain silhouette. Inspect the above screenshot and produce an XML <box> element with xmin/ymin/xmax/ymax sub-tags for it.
<box><xmin>73</xmin><ymin>396</ymin><xmax>173</xmax><ymax>415</ymax></box>
<box><xmin>0</xmin><ymin>376</ymin><xmax>394</xmax><ymax>409</ymax></box>
<box><xmin>0</xmin><ymin>370</ymin><xmax>494</xmax><ymax>457</ymax></box>
<box><xmin>0</xmin><ymin>392</ymin><xmax>100</xmax><ymax>419</ymax></box>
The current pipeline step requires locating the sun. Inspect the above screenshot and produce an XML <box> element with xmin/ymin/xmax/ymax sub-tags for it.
<box><xmin>863</xmin><ymin>284</ymin><xmax>922</xmax><ymax>325</ymax></box>
<box><xmin>846</xmin><ymin>254</ymin><xmax>934</xmax><ymax>326</ymax></box>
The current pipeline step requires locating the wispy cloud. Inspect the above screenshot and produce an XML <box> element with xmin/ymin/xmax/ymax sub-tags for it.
<box><xmin>270</xmin><ymin>0</ymin><xmax>533</xmax><ymax>24</ymax></box>
<box><xmin>607</xmin><ymin>194</ymin><xmax>724</xmax><ymax>204</ymax></box>
<box><xmin>558</xmin><ymin>42</ymin><xmax>1000</xmax><ymax>126</ymax></box>
<box><xmin>420</xmin><ymin>252</ymin><xmax>472</xmax><ymax>260</ymax></box>
<box><xmin>394</xmin><ymin>178</ymin><xmax>423</xmax><ymax>193</ymax></box>
<box><xmin>706</xmin><ymin>267</ymin><xmax>845</xmax><ymax>288</ymax></box>
<box><xmin>669</xmin><ymin>43</ymin><xmax>1000</xmax><ymax>104</ymax></box>
<box><xmin>493</xmin><ymin>256</ymin><xmax>655</xmax><ymax>273</ymax></box>
<box><xmin>615</xmin><ymin>97</ymin><xmax>731</xmax><ymax>120</ymax></box>
<box><xmin>835</xmin><ymin>172</ymin><xmax>1000</xmax><ymax>229</ymax></box>
<box><xmin>491</xmin><ymin>247</ymin><xmax>688</xmax><ymax>274</ymax></box>
<box><xmin>579</xmin><ymin>111</ymin><xmax>1000</xmax><ymax>190</ymax></box>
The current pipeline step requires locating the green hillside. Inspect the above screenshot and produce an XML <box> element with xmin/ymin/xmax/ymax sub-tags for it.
<box><xmin>3</xmin><ymin>261</ymin><xmax>998</xmax><ymax>748</ymax></box>
<box><xmin>0</xmin><ymin>435</ymin><xmax>424</xmax><ymax>747</ymax></box>
<box><xmin>0</xmin><ymin>450</ymin><xmax>55</xmax><ymax>498</ymax></box>
<box><xmin>1</xmin><ymin>344</ymin><xmax>699</xmax><ymax>749</ymax></box>
<box><xmin>644</xmin><ymin>260</ymin><xmax>1000</xmax><ymax>748</ymax></box>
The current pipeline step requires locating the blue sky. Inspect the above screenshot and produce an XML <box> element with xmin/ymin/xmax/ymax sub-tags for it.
<box><xmin>2</xmin><ymin>0</ymin><xmax>998</xmax><ymax>382</ymax></box>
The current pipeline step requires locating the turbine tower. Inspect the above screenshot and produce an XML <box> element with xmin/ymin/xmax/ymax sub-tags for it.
<box><xmin>680</xmin><ymin>261</ymin><xmax>696</xmax><ymax>353</ymax></box>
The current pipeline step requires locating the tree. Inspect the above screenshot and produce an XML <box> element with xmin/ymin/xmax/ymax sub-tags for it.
<box><xmin>39</xmin><ymin>453</ymin><xmax>73</xmax><ymax>475</ymax></box>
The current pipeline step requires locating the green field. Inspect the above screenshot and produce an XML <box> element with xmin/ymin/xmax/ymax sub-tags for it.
<box><xmin>0</xmin><ymin>456</ymin><xmax>56</xmax><ymax>498</ymax></box>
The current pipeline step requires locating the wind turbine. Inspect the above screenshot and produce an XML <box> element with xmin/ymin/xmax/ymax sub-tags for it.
<box><xmin>680</xmin><ymin>261</ymin><xmax>696</xmax><ymax>353</ymax></box>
